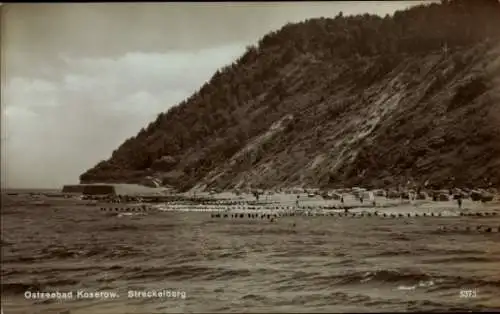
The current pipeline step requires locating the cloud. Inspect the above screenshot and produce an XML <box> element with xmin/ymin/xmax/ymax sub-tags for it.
<box><xmin>4</xmin><ymin>2</ymin><xmax>431</xmax><ymax>79</ymax></box>
<box><xmin>2</xmin><ymin>43</ymin><xmax>247</xmax><ymax>189</ymax></box>
<box><xmin>5</xmin><ymin>78</ymin><xmax>59</xmax><ymax>110</ymax></box>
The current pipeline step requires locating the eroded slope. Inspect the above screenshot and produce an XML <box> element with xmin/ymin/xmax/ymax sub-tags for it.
<box><xmin>80</xmin><ymin>0</ymin><xmax>500</xmax><ymax>191</ymax></box>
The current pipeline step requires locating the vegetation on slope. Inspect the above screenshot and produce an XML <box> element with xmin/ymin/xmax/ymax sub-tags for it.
<box><xmin>81</xmin><ymin>0</ymin><xmax>500</xmax><ymax>191</ymax></box>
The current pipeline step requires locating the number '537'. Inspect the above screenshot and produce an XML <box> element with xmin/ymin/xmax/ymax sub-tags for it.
<box><xmin>460</xmin><ymin>289</ymin><xmax>477</xmax><ymax>298</ymax></box>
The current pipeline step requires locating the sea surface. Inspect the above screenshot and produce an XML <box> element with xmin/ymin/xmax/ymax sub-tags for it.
<box><xmin>1</xmin><ymin>192</ymin><xmax>500</xmax><ymax>313</ymax></box>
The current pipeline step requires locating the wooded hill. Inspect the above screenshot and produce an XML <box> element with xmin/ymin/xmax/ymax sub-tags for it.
<box><xmin>80</xmin><ymin>0</ymin><xmax>500</xmax><ymax>191</ymax></box>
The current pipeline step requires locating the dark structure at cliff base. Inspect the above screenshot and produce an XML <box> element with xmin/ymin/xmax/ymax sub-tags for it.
<box><xmin>80</xmin><ymin>0</ymin><xmax>500</xmax><ymax>192</ymax></box>
<box><xmin>62</xmin><ymin>185</ymin><xmax>87</xmax><ymax>194</ymax></box>
<box><xmin>62</xmin><ymin>183</ymin><xmax>169</xmax><ymax>196</ymax></box>
<box><xmin>62</xmin><ymin>184</ymin><xmax>116</xmax><ymax>195</ymax></box>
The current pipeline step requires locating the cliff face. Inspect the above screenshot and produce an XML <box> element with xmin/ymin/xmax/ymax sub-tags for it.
<box><xmin>80</xmin><ymin>0</ymin><xmax>500</xmax><ymax>192</ymax></box>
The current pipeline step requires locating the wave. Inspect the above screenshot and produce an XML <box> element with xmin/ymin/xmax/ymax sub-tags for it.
<box><xmin>4</xmin><ymin>243</ymin><xmax>144</xmax><ymax>263</ymax></box>
<box><xmin>367</xmin><ymin>247</ymin><xmax>485</xmax><ymax>258</ymax></box>
<box><xmin>1</xmin><ymin>239</ymin><xmax>13</xmax><ymax>247</ymax></box>
<box><xmin>421</xmin><ymin>255</ymin><xmax>498</xmax><ymax>264</ymax></box>
<box><xmin>97</xmin><ymin>224</ymin><xmax>140</xmax><ymax>232</ymax></box>
<box><xmin>334</xmin><ymin>269</ymin><xmax>431</xmax><ymax>285</ymax></box>
<box><xmin>349</xmin><ymin>269</ymin><xmax>500</xmax><ymax>288</ymax></box>
<box><xmin>1</xmin><ymin>282</ymin><xmax>44</xmax><ymax>295</ymax></box>
<box><xmin>387</xmin><ymin>232</ymin><xmax>412</xmax><ymax>241</ymax></box>
<box><xmin>118</xmin><ymin>264</ymin><xmax>277</xmax><ymax>282</ymax></box>
<box><xmin>274</xmin><ymin>268</ymin><xmax>500</xmax><ymax>291</ymax></box>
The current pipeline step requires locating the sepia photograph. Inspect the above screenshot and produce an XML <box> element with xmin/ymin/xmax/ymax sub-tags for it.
<box><xmin>1</xmin><ymin>0</ymin><xmax>500</xmax><ymax>313</ymax></box>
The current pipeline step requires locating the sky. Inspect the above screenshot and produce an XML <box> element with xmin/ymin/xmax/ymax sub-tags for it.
<box><xmin>1</xmin><ymin>1</ymin><xmax>429</xmax><ymax>189</ymax></box>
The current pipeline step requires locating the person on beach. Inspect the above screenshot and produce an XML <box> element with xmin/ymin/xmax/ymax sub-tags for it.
<box><xmin>296</xmin><ymin>195</ymin><xmax>300</xmax><ymax>207</ymax></box>
<box><xmin>253</xmin><ymin>191</ymin><xmax>260</xmax><ymax>201</ymax></box>
<box><xmin>369</xmin><ymin>191</ymin><xmax>376</xmax><ymax>207</ymax></box>
<box><xmin>457</xmin><ymin>195</ymin><xmax>463</xmax><ymax>209</ymax></box>
<box><xmin>340</xmin><ymin>195</ymin><xmax>344</xmax><ymax>205</ymax></box>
